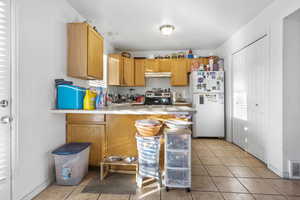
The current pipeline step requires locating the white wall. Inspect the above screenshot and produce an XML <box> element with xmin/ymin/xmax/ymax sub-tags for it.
<box><xmin>283</xmin><ymin>12</ymin><xmax>300</xmax><ymax>175</ymax></box>
<box><xmin>216</xmin><ymin>0</ymin><xmax>300</xmax><ymax>177</ymax></box>
<box><xmin>13</xmin><ymin>0</ymin><xmax>113</xmax><ymax>199</ymax></box>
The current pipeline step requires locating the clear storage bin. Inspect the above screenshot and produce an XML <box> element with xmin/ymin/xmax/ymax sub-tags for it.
<box><xmin>52</xmin><ymin>143</ymin><xmax>90</xmax><ymax>185</ymax></box>
<box><xmin>166</xmin><ymin>134</ymin><xmax>189</xmax><ymax>150</ymax></box>
<box><xmin>166</xmin><ymin>151</ymin><xmax>189</xmax><ymax>168</ymax></box>
<box><xmin>165</xmin><ymin>169</ymin><xmax>190</xmax><ymax>187</ymax></box>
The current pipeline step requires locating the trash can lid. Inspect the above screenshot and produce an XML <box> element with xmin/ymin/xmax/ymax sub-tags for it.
<box><xmin>52</xmin><ymin>143</ymin><xmax>91</xmax><ymax>155</ymax></box>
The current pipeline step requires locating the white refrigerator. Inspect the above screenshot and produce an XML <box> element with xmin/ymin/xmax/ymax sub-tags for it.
<box><xmin>191</xmin><ymin>71</ymin><xmax>225</xmax><ymax>138</ymax></box>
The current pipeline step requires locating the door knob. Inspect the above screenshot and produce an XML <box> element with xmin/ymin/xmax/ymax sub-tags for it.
<box><xmin>0</xmin><ymin>100</ymin><xmax>8</xmax><ymax>108</ymax></box>
<box><xmin>0</xmin><ymin>116</ymin><xmax>12</xmax><ymax>124</ymax></box>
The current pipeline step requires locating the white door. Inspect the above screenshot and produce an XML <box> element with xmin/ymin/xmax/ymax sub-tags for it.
<box><xmin>232</xmin><ymin>36</ymin><xmax>268</xmax><ymax>162</ymax></box>
<box><xmin>246</xmin><ymin>37</ymin><xmax>268</xmax><ymax>162</ymax></box>
<box><xmin>0</xmin><ymin>0</ymin><xmax>12</xmax><ymax>199</ymax></box>
<box><xmin>232</xmin><ymin>47</ymin><xmax>248</xmax><ymax>150</ymax></box>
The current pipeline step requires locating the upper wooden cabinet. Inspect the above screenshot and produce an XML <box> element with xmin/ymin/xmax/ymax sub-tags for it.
<box><xmin>159</xmin><ymin>59</ymin><xmax>172</xmax><ymax>72</ymax></box>
<box><xmin>123</xmin><ymin>57</ymin><xmax>135</xmax><ymax>86</ymax></box>
<box><xmin>144</xmin><ymin>59</ymin><xmax>159</xmax><ymax>72</ymax></box>
<box><xmin>68</xmin><ymin>23</ymin><xmax>104</xmax><ymax>80</ymax></box>
<box><xmin>171</xmin><ymin>59</ymin><xmax>188</xmax><ymax>86</ymax></box>
<box><xmin>134</xmin><ymin>59</ymin><xmax>145</xmax><ymax>86</ymax></box>
<box><xmin>108</xmin><ymin>54</ymin><xmax>135</xmax><ymax>86</ymax></box>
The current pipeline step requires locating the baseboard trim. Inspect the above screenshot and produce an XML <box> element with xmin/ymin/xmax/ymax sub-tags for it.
<box><xmin>19</xmin><ymin>178</ymin><xmax>54</xmax><ymax>200</ymax></box>
<box><xmin>268</xmin><ymin>163</ymin><xmax>284</xmax><ymax>178</ymax></box>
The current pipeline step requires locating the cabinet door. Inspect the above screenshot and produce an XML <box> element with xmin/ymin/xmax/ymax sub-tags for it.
<box><xmin>171</xmin><ymin>59</ymin><xmax>188</xmax><ymax>86</ymax></box>
<box><xmin>134</xmin><ymin>59</ymin><xmax>145</xmax><ymax>86</ymax></box>
<box><xmin>67</xmin><ymin>23</ymin><xmax>88</xmax><ymax>79</ymax></box>
<box><xmin>123</xmin><ymin>57</ymin><xmax>135</xmax><ymax>86</ymax></box>
<box><xmin>159</xmin><ymin>59</ymin><xmax>172</xmax><ymax>72</ymax></box>
<box><xmin>144</xmin><ymin>59</ymin><xmax>159</xmax><ymax>72</ymax></box>
<box><xmin>67</xmin><ymin>124</ymin><xmax>105</xmax><ymax>166</ymax></box>
<box><xmin>87</xmin><ymin>26</ymin><xmax>103</xmax><ymax>80</ymax></box>
<box><xmin>108</xmin><ymin>54</ymin><xmax>122</xmax><ymax>85</ymax></box>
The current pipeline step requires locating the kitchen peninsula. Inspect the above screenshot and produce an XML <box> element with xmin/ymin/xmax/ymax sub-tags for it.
<box><xmin>52</xmin><ymin>105</ymin><xmax>195</xmax><ymax>167</ymax></box>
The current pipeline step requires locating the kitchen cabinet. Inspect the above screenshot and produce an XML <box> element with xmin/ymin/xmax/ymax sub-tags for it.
<box><xmin>186</xmin><ymin>58</ymin><xmax>209</xmax><ymax>72</ymax></box>
<box><xmin>144</xmin><ymin>59</ymin><xmax>159</xmax><ymax>72</ymax></box>
<box><xmin>134</xmin><ymin>59</ymin><xmax>145</xmax><ymax>86</ymax></box>
<box><xmin>123</xmin><ymin>57</ymin><xmax>135</xmax><ymax>86</ymax></box>
<box><xmin>159</xmin><ymin>59</ymin><xmax>172</xmax><ymax>72</ymax></box>
<box><xmin>67</xmin><ymin>23</ymin><xmax>104</xmax><ymax>80</ymax></box>
<box><xmin>66</xmin><ymin>114</ymin><xmax>106</xmax><ymax>166</ymax></box>
<box><xmin>171</xmin><ymin>59</ymin><xmax>188</xmax><ymax>86</ymax></box>
<box><xmin>108</xmin><ymin>54</ymin><xmax>135</xmax><ymax>86</ymax></box>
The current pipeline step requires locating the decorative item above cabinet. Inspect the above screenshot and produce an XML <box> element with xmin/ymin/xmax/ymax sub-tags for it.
<box><xmin>67</xmin><ymin>23</ymin><xmax>104</xmax><ymax>80</ymax></box>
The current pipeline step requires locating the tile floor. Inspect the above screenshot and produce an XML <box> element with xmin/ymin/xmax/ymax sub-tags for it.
<box><xmin>34</xmin><ymin>139</ymin><xmax>300</xmax><ymax>200</ymax></box>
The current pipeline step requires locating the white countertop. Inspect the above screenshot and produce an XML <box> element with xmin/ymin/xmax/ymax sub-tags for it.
<box><xmin>50</xmin><ymin>105</ymin><xmax>196</xmax><ymax>115</ymax></box>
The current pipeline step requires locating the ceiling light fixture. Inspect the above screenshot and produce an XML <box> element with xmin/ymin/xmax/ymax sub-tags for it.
<box><xmin>160</xmin><ymin>24</ymin><xmax>175</xmax><ymax>36</ymax></box>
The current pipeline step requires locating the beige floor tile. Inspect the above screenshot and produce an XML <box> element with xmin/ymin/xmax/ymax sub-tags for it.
<box><xmin>197</xmin><ymin>150</ymin><xmax>216</xmax><ymax>157</ymax></box>
<box><xmin>99</xmin><ymin>194</ymin><xmax>130</xmax><ymax>200</ymax></box>
<box><xmin>200</xmin><ymin>157</ymin><xmax>223</xmax><ymax>165</ymax></box>
<box><xmin>287</xmin><ymin>196</ymin><xmax>300</xmax><ymax>200</ymax></box>
<box><xmin>252</xmin><ymin>194</ymin><xmax>287</xmax><ymax>200</ymax></box>
<box><xmin>222</xmin><ymin>193</ymin><xmax>255</xmax><ymax>200</ymax></box>
<box><xmin>238</xmin><ymin>178</ymin><xmax>280</xmax><ymax>195</ymax></box>
<box><xmin>130</xmin><ymin>183</ymin><xmax>160</xmax><ymax>200</ymax></box>
<box><xmin>205</xmin><ymin>165</ymin><xmax>234</xmax><ymax>177</ymax></box>
<box><xmin>228</xmin><ymin>166</ymin><xmax>260</xmax><ymax>178</ymax></box>
<box><xmin>265</xmin><ymin>179</ymin><xmax>300</xmax><ymax>196</ymax></box>
<box><xmin>192</xmin><ymin>176</ymin><xmax>218</xmax><ymax>191</ymax></box>
<box><xmin>66</xmin><ymin>186</ymin><xmax>99</xmax><ymax>200</ymax></box>
<box><xmin>234</xmin><ymin>151</ymin><xmax>255</xmax><ymax>159</ymax></box>
<box><xmin>34</xmin><ymin>185</ymin><xmax>76</xmax><ymax>200</ymax></box>
<box><xmin>240</xmin><ymin>158</ymin><xmax>266</xmax><ymax>168</ymax></box>
<box><xmin>191</xmin><ymin>191</ymin><xmax>224</xmax><ymax>200</ymax></box>
<box><xmin>212</xmin><ymin>150</ymin><xmax>238</xmax><ymax>158</ymax></box>
<box><xmin>251</xmin><ymin>168</ymin><xmax>280</xmax><ymax>179</ymax></box>
<box><xmin>212</xmin><ymin>177</ymin><xmax>248</xmax><ymax>193</ymax></box>
<box><xmin>192</xmin><ymin>165</ymin><xmax>209</xmax><ymax>176</ymax></box>
<box><xmin>161</xmin><ymin>189</ymin><xmax>192</xmax><ymax>200</ymax></box>
<box><xmin>220</xmin><ymin>157</ymin><xmax>246</xmax><ymax>167</ymax></box>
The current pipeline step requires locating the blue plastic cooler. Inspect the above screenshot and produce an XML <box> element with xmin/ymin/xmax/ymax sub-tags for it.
<box><xmin>57</xmin><ymin>85</ymin><xmax>86</xmax><ymax>109</ymax></box>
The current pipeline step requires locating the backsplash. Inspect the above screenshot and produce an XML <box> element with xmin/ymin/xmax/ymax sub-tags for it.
<box><xmin>109</xmin><ymin>77</ymin><xmax>192</xmax><ymax>102</ymax></box>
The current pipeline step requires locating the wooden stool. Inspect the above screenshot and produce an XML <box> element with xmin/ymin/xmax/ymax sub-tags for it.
<box><xmin>100</xmin><ymin>158</ymin><xmax>138</xmax><ymax>181</ymax></box>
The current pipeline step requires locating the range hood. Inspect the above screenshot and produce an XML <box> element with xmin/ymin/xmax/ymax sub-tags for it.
<box><xmin>144</xmin><ymin>72</ymin><xmax>172</xmax><ymax>78</ymax></box>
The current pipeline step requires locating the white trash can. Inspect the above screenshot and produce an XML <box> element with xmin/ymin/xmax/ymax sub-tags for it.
<box><xmin>52</xmin><ymin>143</ymin><xmax>90</xmax><ymax>185</ymax></box>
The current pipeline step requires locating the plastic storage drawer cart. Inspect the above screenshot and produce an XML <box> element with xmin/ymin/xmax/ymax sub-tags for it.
<box><xmin>136</xmin><ymin>134</ymin><xmax>162</xmax><ymax>188</ymax></box>
<box><xmin>52</xmin><ymin>143</ymin><xmax>90</xmax><ymax>185</ymax></box>
<box><xmin>57</xmin><ymin>84</ymin><xmax>86</xmax><ymax>109</ymax></box>
<box><xmin>164</xmin><ymin>128</ymin><xmax>191</xmax><ymax>192</ymax></box>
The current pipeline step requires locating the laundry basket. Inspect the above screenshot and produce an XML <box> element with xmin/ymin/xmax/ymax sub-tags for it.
<box><xmin>136</xmin><ymin>134</ymin><xmax>162</xmax><ymax>188</ymax></box>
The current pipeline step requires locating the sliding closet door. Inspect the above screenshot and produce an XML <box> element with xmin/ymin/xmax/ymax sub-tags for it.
<box><xmin>232</xmin><ymin>47</ymin><xmax>248</xmax><ymax>150</ymax></box>
<box><xmin>247</xmin><ymin>37</ymin><xmax>268</xmax><ymax>162</ymax></box>
<box><xmin>232</xmin><ymin>36</ymin><xmax>268</xmax><ymax>163</ymax></box>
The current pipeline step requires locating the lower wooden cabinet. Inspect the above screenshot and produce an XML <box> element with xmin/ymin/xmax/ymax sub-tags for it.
<box><xmin>66</xmin><ymin>114</ymin><xmax>106</xmax><ymax>166</ymax></box>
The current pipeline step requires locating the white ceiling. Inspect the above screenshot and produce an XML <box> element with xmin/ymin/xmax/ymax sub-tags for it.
<box><xmin>67</xmin><ymin>0</ymin><xmax>274</xmax><ymax>51</ymax></box>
